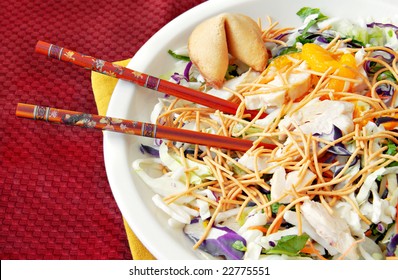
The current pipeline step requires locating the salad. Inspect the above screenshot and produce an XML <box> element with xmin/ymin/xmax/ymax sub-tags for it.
<box><xmin>132</xmin><ymin>7</ymin><xmax>398</xmax><ymax>260</ymax></box>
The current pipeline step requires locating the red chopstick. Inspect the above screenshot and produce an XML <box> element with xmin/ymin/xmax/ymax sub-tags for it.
<box><xmin>34</xmin><ymin>41</ymin><xmax>266</xmax><ymax>120</ymax></box>
<box><xmin>16</xmin><ymin>103</ymin><xmax>276</xmax><ymax>152</ymax></box>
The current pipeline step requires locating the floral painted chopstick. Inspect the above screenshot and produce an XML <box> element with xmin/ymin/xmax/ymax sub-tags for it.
<box><xmin>16</xmin><ymin>103</ymin><xmax>276</xmax><ymax>152</ymax></box>
<box><xmin>34</xmin><ymin>41</ymin><xmax>266</xmax><ymax>120</ymax></box>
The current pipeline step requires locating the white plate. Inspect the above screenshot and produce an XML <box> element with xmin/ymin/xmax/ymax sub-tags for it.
<box><xmin>104</xmin><ymin>0</ymin><xmax>398</xmax><ymax>259</ymax></box>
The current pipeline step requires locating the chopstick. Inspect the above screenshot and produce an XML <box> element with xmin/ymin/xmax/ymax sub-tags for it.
<box><xmin>16</xmin><ymin>103</ymin><xmax>276</xmax><ymax>152</ymax></box>
<box><xmin>34</xmin><ymin>41</ymin><xmax>266</xmax><ymax>120</ymax></box>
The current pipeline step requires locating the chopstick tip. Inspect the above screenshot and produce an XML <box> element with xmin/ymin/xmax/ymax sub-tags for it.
<box><xmin>15</xmin><ymin>103</ymin><xmax>35</xmax><ymax>119</ymax></box>
<box><xmin>35</xmin><ymin>40</ymin><xmax>51</xmax><ymax>55</ymax></box>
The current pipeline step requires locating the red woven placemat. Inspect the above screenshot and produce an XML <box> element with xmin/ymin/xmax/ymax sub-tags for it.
<box><xmin>0</xmin><ymin>0</ymin><xmax>205</xmax><ymax>259</ymax></box>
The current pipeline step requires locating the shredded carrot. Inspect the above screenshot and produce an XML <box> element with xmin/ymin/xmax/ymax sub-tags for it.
<box><xmin>268</xmin><ymin>205</ymin><xmax>285</xmax><ymax>234</ymax></box>
<box><xmin>300</xmin><ymin>242</ymin><xmax>328</xmax><ymax>260</ymax></box>
<box><xmin>248</xmin><ymin>225</ymin><xmax>268</xmax><ymax>234</ymax></box>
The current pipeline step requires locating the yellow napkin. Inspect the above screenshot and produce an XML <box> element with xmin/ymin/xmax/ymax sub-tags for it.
<box><xmin>91</xmin><ymin>59</ymin><xmax>156</xmax><ymax>260</ymax></box>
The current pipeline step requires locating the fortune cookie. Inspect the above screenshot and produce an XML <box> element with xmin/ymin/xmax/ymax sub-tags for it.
<box><xmin>188</xmin><ymin>13</ymin><xmax>268</xmax><ymax>89</ymax></box>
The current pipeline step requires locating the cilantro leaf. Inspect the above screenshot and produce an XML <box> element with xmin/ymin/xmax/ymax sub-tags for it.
<box><xmin>295</xmin><ymin>7</ymin><xmax>328</xmax><ymax>44</ymax></box>
<box><xmin>232</xmin><ymin>240</ymin><xmax>247</xmax><ymax>252</ymax></box>
<box><xmin>275</xmin><ymin>46</ymin><xmax>300</xmax><ymax>57</ymax></box>
<box><xmin>377</xmin><ymin>70</ymin><xmax>397</xmax><ymax>82</ymax></box>
<box><xmin>386</xmin><ymin>140</ymin><xmax>397</xmax><ymax>156</ymax></box>
<box><xmin>267</xmin><ymin>234</ymin><xmax>310</xmax><ymax>256</ymax></box>
<box><xmin>384</xmin><ymin>140</ymin><xmax>398</xmax><ymax>166</ymax></box>
<box><xmin>225</xmin><ymin>64</ymin><xmax>239</xmax><ymax>80</ymax></box>
<box><xmin>388</xmin><ymin>162</ymin><xmax>398</xmax><ymax>167</ymax></box>
<box><xmin>168</xmin><ymin>50</ymin><xmax>190</xmax><ymax>62</ymax></box>
<box><xmin>296</xmin><ymin>7</ymin><xmax>328</xmax><ymax>21</ymax></box>
<box><xmin>265</xmin><ymin>193</ymin><xmax>283</xmax><ymax>214</ymax></box>
<box><xmin>271</xmin><ymin>201</ymin><xmax>281</xmax><ymax>214</ymax></box>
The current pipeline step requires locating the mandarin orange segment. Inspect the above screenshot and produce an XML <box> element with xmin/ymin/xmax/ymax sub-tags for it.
<box><xmin>266</xmin><ymin>52</ymin><xmax>302</xmax><ymax>72</ymax></box>
<box><xmin>301</xmin><ymin>43</ymin><xmax>339</xmax><ymax>72</ymax></box>
<box><xmin>302</xmin><ymin>43</ymin><xmax>357</xmax><ymax>92</ymax></box>
<box><xmin>327</xmin><ymin>53</ymin><xmax>357</xmax><ymax>92</ymax></box>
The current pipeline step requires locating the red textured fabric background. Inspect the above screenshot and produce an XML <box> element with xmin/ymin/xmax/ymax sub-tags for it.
<box><xmin>0</xmin><ymin>0</ymin><xmax>205</xmax><ymax>259</ymax></box>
